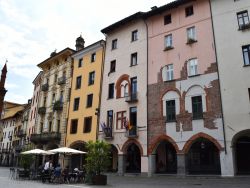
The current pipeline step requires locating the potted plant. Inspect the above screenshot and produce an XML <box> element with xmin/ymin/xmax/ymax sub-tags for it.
<box><xmin>85</xmin><ymin>140</ymin><xmax>111</xmax><ymax>185</ymax></box>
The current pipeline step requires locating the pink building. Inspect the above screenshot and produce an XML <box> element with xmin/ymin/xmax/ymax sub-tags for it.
<box><xmin>145</xmin><ymin>0</ymin><xmax>225</xmax><ymax>175</ymax></box>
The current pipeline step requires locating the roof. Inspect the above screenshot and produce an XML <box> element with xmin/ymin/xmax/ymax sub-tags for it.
<box><xmin>101</xmin><ymin>12</ymin><xmax>144</xmax><ymax>34</ymax></box>
<box><xmin>37</xmin><ymin>47</ymin><xmax>75</xmax><ymax>68</ymax></box>
<box><xmin>1</xmin><ymin>103</ymin><xmax>25</xmax><ymax>120</ymax></box>
<box><xmin>71</xmin><ymin>40</ymin><xmax>105</xmax><ymax>58</ymax></box>
<box><xmin>32</xmin><ymin>71</ymin><xmax>43</xmax><ymax>84</ymax></box>
<box><xmin>143</xmin><ymin>0</ymin><xmax>192</xmax><ymax>18</ymax></box>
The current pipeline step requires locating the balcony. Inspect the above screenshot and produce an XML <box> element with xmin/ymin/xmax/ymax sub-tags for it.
<box><xmin>16</xmin><ymin>130</ymin><xmax>26</xmax><ymax>138</ymax></box>
<box><xmin>57</xmin><ymin>76</ymin><xmax>66</xmax><ymax>85</ymax></box>
<box><xmin>38</xmin><ymin>107</ymin><xmax>46</xmax><ymax>115</ymax></box>
<box><xmin>103</xmin><ymin>127</ymin><xmax>113</xmax><ymax>139</ymax></box>
<box><xmin>53</xmin><ymin>101</ymin><xmax>63</xmax><ymax>111</ymax></box>
<box><xmin>125</xmin><ymin>92</ymin><xmax>138</xmax><ymax>103</ymax></box>
<box><xmin>186</xmin><ymin>38</ymin><xmax>197</xmax><ymax>45</ymax></box>
<box><xmin>239</xmin><ymin>23</ymin><xmax>250</xmax><ymax>31</ymax></box>
<box><xmin>126</xmin><ymin>125</ymin><xmax>137</xmax><ymax>138</ymax></box>
<box><xmin>30</xmin><ymin>132</ymin><xmax>61</xmax><ymax>144</ymax></box>
<box><xmin>41</xmin><ymin>83</ymin><xmax>49</xmax><ymax>91</ymax></box>
<box><xmin>22</xmin><ymin>115</ymin><xmax>28</xmax><ymax>122</ymax></box>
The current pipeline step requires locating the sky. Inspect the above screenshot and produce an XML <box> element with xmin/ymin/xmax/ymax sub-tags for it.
<box><xmin>0</xmin><ymin>0</ymin><xmax>174</xmax><ymax>104</ymax></box>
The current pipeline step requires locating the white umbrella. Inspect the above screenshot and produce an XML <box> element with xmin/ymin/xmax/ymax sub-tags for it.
<box><xmin>21</xmin><ymin>149</ymin><xmax>54</xmax><ymax>155</ymax></box>
<box><xmin>48</xmin><ymin>147</ymin><xmax>86</xmax><ymax>168</ymax></box>
<box><xmin>48</xmin><ymin>147</ymin><xmax>86</xmax><ymax>154</ymax></box>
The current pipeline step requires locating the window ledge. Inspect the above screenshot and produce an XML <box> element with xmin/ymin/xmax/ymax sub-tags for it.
<box><xmin>164</xmin><ymin>79</ymin><xmax>176</xmax><ymax>83</ymax></box>
<box><xmin>130</xmin><ymin>64</ymin><xmax>138</xmax><ymax>67</ymax></box>
<box><xmin>107</xmin><ymin>97</ymin><xmax>114</xmax><ymax>100</ymax></box>
<box><xmin>131</xmin><ymin>39</ymin><xmax>138</xmax><ymax>42</ymax></box>
<box><xmin>163</xmin><ymin>46</ymin><xmax>174</xmax><ymax>51</ymax></box>
<box><xmin>238</xmin><ymin>24</ymin><xmax>250</xmax><ymax>31</ymax></box>
<box><xmin>166</xmin><ymin>120</ymin><xmax>177</xmax><ymax>123</ymax></box>
<box><xmin>192</xmin><ymin>117</ymin><xmax>203</xmax><ymax>120</ymax></box>
<box><xmin>243</xmin><ymin>64</ymin><xmax>250</xmax><ymax>67</ymax></box>
<box><xmin>188</xmin><ymin>74</ymin><xmax>201</xmax><ymax>78</ymax></box>
<box><xmin>186</xmin><ymin>39</ymin><xmax>197</xmax><ymax>45</ymax></box>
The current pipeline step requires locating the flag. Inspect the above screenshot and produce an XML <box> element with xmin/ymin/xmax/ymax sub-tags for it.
<box><xmin>128</xmin><ymin>121</ymin><xmax>133</xmax><ymax>130</ymax></box>
<box><xmin>123</xmin><ymin>118</ymin><xmax>128</xmax><ymax>130</ymax></box>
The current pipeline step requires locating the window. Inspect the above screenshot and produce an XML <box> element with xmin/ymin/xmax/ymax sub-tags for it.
<box><xmin>83</xmin><ymin>117</ymin><xmax>92</xmax><ymax>133</ymax></box>
<box><xmin>76</xmin><ymin>76</ymin><xmax>81</xmax><ymax>89</ymax></box>
<box><xmin>129</xmin><ymin>107</ymin><xmax>137</xmax><ymax>132</ymax></box>
<box><xmin>52</xmin><ymin>93</ymin><xmax>55</xmax><ymax>104</ymax></box>
<box><xmin>162</xmin><ymin>64</ymin><xmax>174</xmax><ymax>81</ymax></box>
<box><xmin>57</xmin><ymin>120</ymin><xmax>60</xmax><ymax>133</ymax></box>
<box><xmin>108</xmin><ymin>83</ymin><xmax>114</xmax><ymax>99</ymax></box>
<box><xmin>237</xmin><ymin>11</ymin><xmax>250</xmax><ymax>29</ymax></box>
<box><xmin>131</xmin><ymin>53</ymin><xmax>137</xmax><ymax>66</ymax></box>
<box><xmin>164</xmin><ymin>34</ymin><xmax>173</xmax><ymax>49</ymax></box>
<box><xmin>110</xmin><ymin>60</ymin><xmax>116</xmax><ymax>73</ymax></box>
<box><xmin>112</xmin><ymin>39</ymin><xmax>117</xmax><ymax>50</ymax></box>
<box><xmin>70</xmin><ymin>119</ymin><xmax>78</xmax><ymax>134</ymax></box>
<box><xmin>86</xmin><ymin>94</ymin><xmax>93</xmax><ymax>108</ymax></box>
<box><xmin>248</xmin><ymin>88</ymin><xmax>250</xmax><ymax>101</ymax></box>
<box><xmin>131</xmin><ymin>30</ymin><xmax>138</xmax><ymax>41</ymax></box>
<box><xmin>187</xmin><ymin>27</ymin><xmax>196</xmax><ymax>42</ymax></box>
<box><xmin>73</xmin><ymin>97</ymin><xmax>80</xmax><ymax>111</ymax></box>
<box><xmin>242</xmin><ymin>45</ymin><xmax>250</xmax><ymax>65</ymax></box>
<box><xmin>54</xmin><ymin>74</ymin><xmax>57</xmax><ymax>84</ymax></box>
<box><xmin>166</xmin><ymin>100</ymin><xmax>176</xmax><ymax>122</ymax></box>
<box><xmin>192</xmin><ymin>96</ymin><xmax>203</xmax><ymax>119</ymax></box>
<box><xmin>91</xmin><ymin>53</ymin><xmax>96</xmax><ymax>62</ymax></box>
<box><xmin>188</xmin><ymin>58</ymin><xmax>198</xmax><ymax>76</ymax></box>
<box><xmin>164</xmin><ymin>14</ymin><xmax>171</xmax><ymax>25</ymax></box>
<box><xmin>116</xmin><ymin>111</ymin><xmax>126</xmax><ymax>129</ymax></box>
<box><xmin>78</xmin><ymin>58</ymin><xmax>83</xmax><ymax>67</ymax></box>
<box><xmin>131</xmin><ymin>77</ymin><xmax>137</xmax><ymax>95</ymax></box>
<box><xmin>88</xmin><ymin>71</ymin><xmax>95</xmax><ymax>85</ymax></box>
<box><xmin>107</xmin><ymin>110</ymin><xmax>113</xmax><ymax>128</ymax></box>
<box><xmin>185</xmin><ymin>6</ymin><xmax>194</xmax><ymax>17</ymax></box>
<box><xmin>43</xmin><ymin>96</ymin><xmax>46</xmax><ymax>106</ymax></box>
<box><xmin>49</xmin><ymin>121</ymin><xmax>52</xmax><ymax>132</ymax></box>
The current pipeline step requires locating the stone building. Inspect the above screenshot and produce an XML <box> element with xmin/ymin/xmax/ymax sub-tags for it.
<box><xmin>144</xmin><ymin>0</ymin><xmax>225</xmax><ymax>176</ymax></box>
<box><xmin>210</xmin><ymin>0</ymin><xmax>250</xmax><ymax>176</ymax></box>
<box><xmin>99</xmin><ymin>12</ymin><xmax>148</xmax><ymax>175</ymax></box>
<box><xmin>0</xmin><ymin>63</ymin><xmax>7</xmax><ymax>117</ymax></box>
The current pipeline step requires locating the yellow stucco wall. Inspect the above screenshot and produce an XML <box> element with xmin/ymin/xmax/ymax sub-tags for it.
<box><xmin>66</xmin><ymin>43</ymin><xmax>104</xmax><ymax>147</ymax></box>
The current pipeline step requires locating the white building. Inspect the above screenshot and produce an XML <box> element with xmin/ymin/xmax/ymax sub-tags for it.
<box><xmin>211</xmin><ymin>0</ymin><xmax>250</xmax><ymax>176</ymax></box>
<box><xmin>99</xmin><ymin>12</ymin><xmax>148</xmax><ymax>175</ymax></box>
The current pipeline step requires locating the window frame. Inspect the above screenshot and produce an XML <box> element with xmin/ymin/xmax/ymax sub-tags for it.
<box><xmin>110</xmin><ymin>60</ymin><xmax>116</xmax><ymax>73</ymax></box>
<box><xmin>185</xmin><ymin>5</ymin><xmax>194</xmax><ymax>17</ymax></box>
<box><xmin>86</xmin><ymin>93</ymin><xmax>93</xmax><ymax>108</ymax></box>
<box><xmin>83</xmin><ymin>116</ymin><xmax>92</xmax><ymax>133</ymax></box>
<box><xmin>88</xmin><ymin>71</ymin><xmax>95</xmax><ymax>85</ymax></box>
<box><xmin>76</xmin><ymin>76</ymin><xmax>82</xmax><ymax>89</ymax></box>
<box><xmin>165</xmin><ymin>34</ymin><xmax>173</xmax><ymax>49</ymax></box>
<box><xmin>188</xmin><ymin>58</ymin><xmax>198</xmax><ymax>76</ymax></box>
<box><xmin>131</xmin><ymin>52</ymin><xmax>138</xmax><ymax>66</ymax></box>
<box><xmin>131</xmin><ymin>30</ymin><xmax>138</xmax><ymax>42</ymax></box>
<box><xmin>191</xmin><ymin>96</ymin><xmax>203</xmax><ymax>119</ymax></box>
<box><xmin>112</xmin><ymin>39</ymin><xmax>117</xmax><ymax>50</ymax></box>
<box><xmin>164</xmin><ymin>14</ymin><xmax>172</xmax><ymax>25</ymax></box>
<box><xmin>91</xmin><ymin>53</ymin><xmax>96</xmax><ymax>62</ymax></box>
<box><xmin>116</xmin><ymin>111</ymin><xmax>126</xmax><ymax>129</ymax></box>
<box><xmin>78</xmin><ymin>58</ymin><xmax>83</xmax><ymax>67</ymax></box>
<box><xmin>166</xmin><ymin>100</ymin><xmax>176</xmax><ymax>122</ymax></box>
<box><xmin>73</xmin><ymin>97</ymin><xmax>80</xmax><ymax>111</ymax></box>
<box><xmin>108</xmin><ymin>83</ymin><xmax>114</xmax><ymax>99</ymax></box>
<box><xmin>70</xmin><ymin>119</ymin><xmax>78</xmax><ymax>134</ymax></box>
<box><xmin>187</xmin><ymin>26</ymin><xmax>196</xmax><ymax>41</ymax></box>
<box><xmin>242</xmin><ymin>45</ymin><xmax>250</xmax><ymax>66</ymax></box>
<box><xmin>237</xmin><ymin>10</ymin><xmax>250</xmax><ymax>29</ymax></box>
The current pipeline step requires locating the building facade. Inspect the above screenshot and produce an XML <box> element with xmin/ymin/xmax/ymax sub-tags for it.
<box><xmin>99</xmin><ymin>13</ymin><xmax>148</xmax><ymax>175</ymax></box>
<box><xmin>0</xmin><ymin>63</ymin><xmax>7</xmax><ymax>117</ymax></box>
<box><xmin>145</xmin><ymin>0</ymin><xmax>225</xmax><ymax>176</ymax></box>
<box><xmin>211</xmin><ymin>0</ymin><xmax>250</xmax><ymax>176</ymax></box>
<box><xmin>31</xmin><ymin>48</ymin><xmax>75</xmax><ymax>159</ymax></box>
<box><xmin>66</xmin><ymin>38</ymin><xmax>105</xmax><ymax>169</ymax></box>
<box><xmin>0</xmin><ymin>102</ymin><xmax>24</xmax><ymax>166</ymax></box>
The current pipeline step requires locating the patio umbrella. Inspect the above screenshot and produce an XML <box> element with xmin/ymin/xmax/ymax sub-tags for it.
<box><xmin>21</xmin><ymin>149</ymin><xmax>54</xmax><ymax>155</ymax></box>
<box><xmin>48</xmin><ymin>147</ymin><xmax>86</xmax><ymax>168</ymax></box>
<box><xmin>48</xmin><ymin>147</ymin><xmax>86</xmax><ymax>155</ymax></box>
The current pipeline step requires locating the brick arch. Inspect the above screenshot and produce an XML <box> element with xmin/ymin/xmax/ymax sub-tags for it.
<box><xmin>148</xmin><ymin>134</ymin><xmax>180</xmax><ymax>155</ymax></box>
<box><xmin>69</xmin><ymin>140</ymin><xmax>87</xmax><ymax>148</ymax></box>
<box><xmin>121</xmin><ymin>139</ymin><xmax>143</xmax><ymax>155</ymax></box>
<box><xmin>182</xmin><ymin>132</ymin><xmax>224</xmax><ymax>154</ymax></box>
<box><xmin>115</xmin><ymin>74</ymin><xmax>131</xmax><ymax>98</ymax></box>
<box><xmin>185</xmin><ymin>84</ymin><xmax>204</xmax><ymax>95</ymax></box>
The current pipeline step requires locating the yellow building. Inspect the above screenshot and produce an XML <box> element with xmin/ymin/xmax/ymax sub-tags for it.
<box><xmin>66</xmin><ymin>39</ymin><xmax>105</xmax><ymax>169</ymax></box>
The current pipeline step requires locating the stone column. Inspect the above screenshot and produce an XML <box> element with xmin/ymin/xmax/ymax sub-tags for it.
<box><xmin>177</xmin><ymin>153</ymin><xmax>186</xmax><ymax>175</ymax></box>
<box><xmin>148</xmin><ymin>154</ymin><xmax>156</xmax><ymax>177</ymax></box>
<box><xmin>118</xmin><ymin>154</ymin><xmax>125</xmax><ymax>176</ymax></box>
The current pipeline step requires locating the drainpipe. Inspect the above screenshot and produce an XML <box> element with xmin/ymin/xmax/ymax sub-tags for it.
<box><xmin>143</xmin><ymin>17</ymin><xmax>149</xmax><ymax>160</ymax></box>
<box><xmin>96</xmin><ymin>40</ymin><xmax>106</xmax><ymax>141</ymax></box>
<box><xmin>209</xmin><ymin>0</ymin><xmax>227</xmax><ymax>154</ymax></box>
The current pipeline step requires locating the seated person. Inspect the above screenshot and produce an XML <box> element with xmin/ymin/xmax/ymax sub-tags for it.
<box><xmin>54</xmin><ymin>164</ymin><xmax>61</xmax><ymax>178</ymax></box>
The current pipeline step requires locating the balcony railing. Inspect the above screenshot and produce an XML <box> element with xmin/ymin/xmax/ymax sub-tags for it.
<box><xmin>38</xmin><ymin>107</ymin><xmax>46</xmax><ymax>115</ymax></box>
<box><xmin>53</xmin><ymin>101</ymin><xmax>63</xmax><ymax>111</ymax></box>
<box><xmin>16</xmin><ymin>130</ymin><xmax>26</xmax><ymax>138</ymax></box>
<box><xmin>103</xmin><ymin>127</ymin><xmax>113</xmax><ymax>139</ymax></box>
<box><xmin>57</xmin><ymin>76</ymin><xmax>66</xmax><ymax>85</ymax></box>
<box><xmin>41</xmin><ymin>83</ymin><xmax>49</xmax><ymax>91</ymax></box>
<box><xmin>30</xmin><ymin>132</ymin><xmax>61</xmax><ymax>144</ymax></box>
<box><xmin>126</xmin><ymin>125</ymin><xmax>137</xmax><ymax>138</ymax></box>
<box><xmin>125</xmin><ymin>92</ymin><xmax>138</xmax><ymax>103</ymax></box>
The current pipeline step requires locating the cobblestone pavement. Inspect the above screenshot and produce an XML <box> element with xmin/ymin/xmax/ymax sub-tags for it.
<box><xmin>1</xmin><ymin>167</ymin><xmax>250</xmax><ymax>188</ymax></box>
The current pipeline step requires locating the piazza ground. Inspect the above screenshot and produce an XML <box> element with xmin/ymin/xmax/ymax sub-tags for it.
<box><xmin>0</xmin><ymin>167</ymin><xmax>250</xmax><ymax>188</ymax></box>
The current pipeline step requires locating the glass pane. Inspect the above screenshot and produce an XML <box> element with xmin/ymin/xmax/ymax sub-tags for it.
<box><xmin>244</xmin><ymin>51</ymin><xmax>250</xmax><ymax>65</ymax></box>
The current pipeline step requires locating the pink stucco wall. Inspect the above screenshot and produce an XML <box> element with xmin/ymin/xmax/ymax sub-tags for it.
<box><xmin>147</xmin><ymin>0</ymin><xmax>216</xmax><ymax>84</ymax></box>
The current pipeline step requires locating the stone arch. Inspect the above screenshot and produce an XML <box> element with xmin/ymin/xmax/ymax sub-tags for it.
<box><xmin>148</xmin><ymin>134</ymin><xmax>179</xmax><ymax>154</ymax></box>
<box><xmin>69</xmin><ymin>140</ymin><xmax>87</xmax><ymax>148</ymax></box>
<box><xmin>161</xmin><ymin>90</ymin><xmax>181</xmax><ymax>117</ymax></box>
<box><xmin>121</xmin><ymin>139</ymin><xmax>143</xmax><ymax>155</ymax></box>
<box><xmin>231</xmin><ymin>129</ymin><xmax>250</xmax><ymax>147</ymax></box>
<box><xmin>115</xmin><ymin>74</ymin><xmax>131</xmax><ymax>98</ymax></box>
<box><xmin>182</xmin><ymin>132</ymin><xmax>224</xmax><ymax>154</ymax></box>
